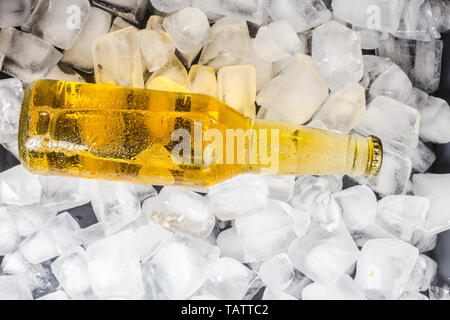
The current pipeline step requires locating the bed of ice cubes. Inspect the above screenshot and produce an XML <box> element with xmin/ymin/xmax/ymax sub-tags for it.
<box><xmin>0</xmin><ymin>0</ymin><xmax>450</xmax><ymax>300</ymax></box>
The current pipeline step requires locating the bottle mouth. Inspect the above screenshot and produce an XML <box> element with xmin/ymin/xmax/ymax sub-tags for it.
<box><xmin>365</xmin><ymin>135</ymin><xmax>383</xmax><ymax>179</ymax></box>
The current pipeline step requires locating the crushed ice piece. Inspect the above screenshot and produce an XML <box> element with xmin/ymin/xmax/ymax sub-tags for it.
<box><xmin>256</xmin><ymin>54</ymin><xmax>329</xmax><ymax>124</ymax></box>
<box><xmin>86</xmin><ymin>230</ymin><xmax>144</xmax><ymax>299</ymax></box>
<box><xmin>334</xmin><ymin>185</ymin><xmax>377</xmax><ymax>231</ymax></box>
<box><xmin>193</xmin><ymin>0</ymin><xmax>264</xmax><ymax>25</ymax></box>
<box><xmin>354</xmin><ymin>144</ymin><xmax>412</xmax><ymax>196</ymax></box>
<box><xmin>0</xmin><ymin>28</ymin><xmax>62</xmax><ymax>83</ymax></box>
<box><xmin>375</xmin><ymin>195</ymin><xmax>430</xmax><ymax>243</ymax></box>
<box><xmin>202</xmin><ymin>257</ymin><xmax>262</xmax><ymax>299</ymax></box>
<box><xmin>19</xmin><ymin>212</ymin><xmax>81</xmax><ymax>264</ymax></box>
<box><xmin>332</xmin><ymin>0</ymin><xmax>406</xmax><ymax>33</ymax></box>
<box><xmin>0</xmin><ymin>275</ymin><xmax>33</xmax><ymax>300</ymax></box>
<box><xmin>355</xmin><ymin>239</ymin><xmax>418</xmax><ymax>299</ymax></box>
<box><xmin>217</xmin><ymin>64</ymin><xmax>256</xmax><ymax>117</ymax></box>
<box><xmin>62</xmin><ymin>7</ymin><xmax>112</xmax><ymax>72</ymax></box>
<box><xmin>0</xmin><ymin>165</ymin><xmax>41</xmax><ymax>206</ymax></box>
<box><xmin>252</xmin><ymin>20</ymin><xmax>303</xmax><ymax>62</ymax></box>
<box><xmin>302</xmin><ymin>274</ymin><xmax>366</xmax><ymax>300</ymax></box>
<box><xmin>312</xmin><ymin>21</ymin><xmax>363</xmax><ymax>92</ymax></box>
<box><xmin>235</xmin><ymin>199</ymin><xmax>296</xmax><ymax>262</ymax></box>
<box><xmin>207</xmin><ymin>174</ymin><xmax>268</xmax><ymax>221</ymax></box>
<box><xmin>258</xmin><ymin>254</ymin><xmax>294</xmax><ymax>291</ymax></box>
<box><xmin>91</xmin><ymin>0</ymin><xmax>149</xmax><ymax>24</ymax></box>
<box><xmin>0</xmin><ymin>207</ymin><xmax>19</xmax><ymax>256</ymax></box>
<box><xmin>150</xmin><ymin>236</ymin><xmax>220</xmax><ymax>299</ymax></box>
<box><xmin>163</xmin><ymin>7</ymin><xmax>210</xmax><ymax>54</ymax></box>
<box><xmin>142</xmin><ymin>187</ymin><xmax>215</xmax><ymax>239</ymax></box>
<box><xmin>0</xmin><ymin>0</ymin><xmax>32</xmax><ymax>28</ymax></box>
<box><xmin>313</xmin><ymin>84</ymin><xmax>366</xmax><ymax>134</ymax></box>
<box><xmin>26</xmin><ymin>0</ymin><xmax>91</xmax><ymax>49</ymax></box>
<box><xmin>187</xmin><ymin>65</ymin><xmax>218</xmax><ymax>97</ymax></box>
<box><xmin>413</xmin><ymin>174</ymin><xmax>450</xmax><ymax>235</ymax></box>
<box><xmin>288</xmin><ymin>223</ymin><xmax>359</xmax><ymax>284</ymax></box>
<box><xmin>90</xmin><ymin>181</ymin><xmax>141</xmax><ymax>235</ymax></box>
<box><xmin>93</xmin><ymin>27</ymin><xmax>144</xmax><ymax>88</ymax></box>
<box><xmin>265</xmin><ymin>0</ymin><xmax>331</xmax><ymax>33</ymax></box>
<box><xmin>51</xmin><ymin>247</ymin><xmax>92</xmax><ymax>299</ymax></box>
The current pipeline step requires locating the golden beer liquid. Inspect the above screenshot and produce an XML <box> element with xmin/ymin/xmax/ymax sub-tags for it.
<box><xmin>19</xmin><ymin>80</ymin><xmax>382</xmax><ymax>188</ymax></box>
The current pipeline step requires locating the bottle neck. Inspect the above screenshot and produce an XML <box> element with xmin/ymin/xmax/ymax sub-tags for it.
<box><xmin>246</xmin><ymin>119</ymin><xmax>382</xmax><ymax>178</ymax></box>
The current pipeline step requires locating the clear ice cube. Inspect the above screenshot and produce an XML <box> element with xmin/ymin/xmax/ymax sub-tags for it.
<box><xmin>0</xmin><ymin>207</ymin><xmax>19</xmax><ymax>256</ymax></box>
<box><xmin>0</xmin><ymin>78</ymin><xmax>23</xmax><ymax>141</ymax></box>
<box><xmin>0</xmin><ymin>275</ymin><xmax>33</xmax><ymax>300</ymax></box>
<box><xmin>91</xmin><ymin>0</ymin><xmax>149</xmax><ymax>24</ymax></box>
<box><xmin>193</xmin><ymin>0</ymin><xmax>264</xmax><ymax>25</ymax></box>
<box><xmin>150</xmin><ymin>0</ymin><xmax>191</xmax><ymax>13</ymax></box>
<box><xmin>302</xmin><ymin>274</ymin><xmax>366</xmax><ymax>300</ymax></box>
<box><xmin>187</xmin><ymin>64</ymin><xmax>218</xmax><ymax>97</ymax></box>
<box><xmin>258</xmin><ymin>253</ymin><xmax>294</xmax><ymax>291</ymax></box>
<box><xmin>0</xmin><ymin>165</ymin><xmax>41</xmax><ymax>206</ymax></box>
<box><xmin>0</xmin><ymin>0</ymin><xmax>32</xmax><ymax>28</ymax></box>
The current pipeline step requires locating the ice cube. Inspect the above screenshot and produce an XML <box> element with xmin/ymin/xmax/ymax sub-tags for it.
<box><xmin>38</xmin><ymin>175</ymin><xmax>91</xmax><ymax>212</ymax></box>
<box><xmin>235</xmin><ymin>199</ymin><xmax>296</xmax><ymax>262</ymax></box>
<box><xmin>405</xmin><ymin>254</ymin><xmax>437</xmax><ymax>293</ymax></box>
<box><xmin>313</xmin><ymin>84</ymin><xmax>366</xmax><ymax>134</ymax></box>
<box><xmin>354</xmin><ymin>144</ymin><xmax>412</xmax><ymax>196</ymax></box>
<box><xmin>429</xmin><ymin>285</ymin><xmax>450</xmax><ymax>300</ymax></box>
<box><xmin>399</xmin><ymin>291</ymin><xmax>429</xmax><ymax>300</ymax></box>
<box><xmin>256</xmin><ymin>54</ymin><xmax>329</xmax><ymax>124</ymax></box>
<box><xmin>361</xmin><ymin>55</ymin><xmax>412</xmax><ymax>103</ymax></box>
<box><xmin>413</xmin><ymin>174</ymin><xmax>450</xmax><ymax>235</ymax></box>
<box><xmin>19</xmin><ymin>212</ymin><xmax>81</xmax><ymax>264</ymax></box>
<box><xmin>133</xmin><ymin>223</ymin><xmax>172</xmax><ymax>262</ymax></box>
<box><xmin>263</xmin><ymin>176</ymin><xmax>295</xmax><ymax>202</ymax></box>
<box><xmin>353</xmin><ymin>27</ymin><xmax>388</xmax><ymax>50</ymax></box>
<box><xmin>26</xmin><ymin>0</ymin><xmax>91</xmax><ymax>49</ymax></box>
<box><xmin>207</xmin><ymin>174</ymin><xmax>268</xmax><ymax>221</ymax></box>
<box><xmin>62</xmin><ymin>7</ymin><xmax>112</xmax><ymax>72</ymax></box>
<box><xmin>252</xmin><ymin>20</ymin><xmax>303</xmax><ymax>62</ymax></box>
<box><xmin>0</xmin><ymin>0</ymin><xmax>32</xmax><ymax>28</ymax></box>
<box><xmin>216</xmin><ymin>227</ymin><xmax>245</xmax><ymax>262</ymax></box>
<box><xmin>0</xmin><ymin>78</ymin><xmax>23</xmax><ymax>142</ymax></box>
<box><xmin>187</xmin><ymin>65</ymin><xmax>218</xmax><ymax>97</ymax></box>
<box><xmin>91</xmin><ymin>0</ymin><xmax>149</xmax><ymax>24</ymax></box>
<box><xmin>217</xmin><ymin>65</ymin><xmax>256</xmax><ymax>117</ymax></box>
<box><xmin>355</xmin><ymin>239</ymin><xmax>419</xmax><ymax>299</ymax></box>
<box><xmin>150</xmin><ymin>0</ymin><xmax>191</xmax><ymax>13</ymax></box>
<box><xmin>356</xmin><ymin>96</ymin><xmax>420</xmax><ymax>149</ymax></box>
<box><xmin>332</xmin><ymin>0</ymin><xmax>406</xmax><ymax>32</ymax></box>
<box><xmin>405</xmin><ymin>140</ymin><xmax>436</xmax><ymax>173</ymax></box>
<box><xmin>162</xmin><ymin>7</ymin><xmax>210</xmax><ymax>54</ymax></box>
<box><xmin>0</xmin><ymin>28</ymin><xmax>62</xmax><ymax>83</ymax></box>
<box><xmin>302</xmin><ymin>274</ymin><xmax>366</xmax><ymax>300</ymax></box>
<box><xmin>265</xmin><ymin>0</ymin><xmax>331</xmax><ymax>33</ymax></box>
<box><xmin>0</xmin><ymin>275</ymin><xmax>33</xmax><ymax>300</ymax></box>
<box><xmin>202</xmin><ymin>257</ymin><xmax>262</xmax><ymax>299</ymax></box>
<box><xmin>429</xmin><ymin>0</ymin><xmax>450</xmax><ymax>33</ymax></box>
<box><xmin>110</xmin><ymin>16</ymin><xmax>133</xmax><ymax>32</ymax></box>
<box><xmin>312</xmin><ymin>21</ymin><xmax>363</xmax><ymax>92</ymax></box>
<box><xmin>0</xmin><ymin>165</ymin><xmax>41</xmax><ymax>206</ymax></box>
<box><xmin>1</xmin><ymin>251</ymin><xmax>59</xmax><ymax>298</ymax></box>
<box><xmin>334</xmin><ymin>185</ymin><xmax>377</xmax><ymax>231</ymax></box>
<box><xmin>51</xmin><ymin>247</ymin><xmax>92</xmax><ymax>299</ymax></box>
<box><xmin>90</xmin><ymin>181</ymin><xmax>141</xmax><ymax>235</ymax></box>
<box><xmin>86</xmin><ymin>230</ymin><xmax>144</xmax><ymax>299</ymax></box>
<box><xmin>193</xmin><ymin>0</ymin><xmax>264</xmax><ymax>25</ymax></box>
<box><xmin>130</xmin><ymin>184</ymin><xmax>158</xmax><ymax>202</ymax></box>
<box><xmin>37</xmin><ymin>290</ymin><xmax>69</xmax><ymax>300</ymax></box>
<box><xmin>73</xmin><ymin>222</ymin><xmax>108</xmax><ymax>248</ymax></box>
<box><xmin>146</xmin><ymin>54</ymin><xmax>188</xmax><ymax>88</ymax></box>
<box><xmin>7</xmin><ymin>204</ymin><xmax>56</xmax><ymax>238</ymax></box>
<box><xmin>0</xmin><ymin>207</ymin><xmax>19</xmax><ymax>256</ymax></box>
<box><xmin>93</xmin><ymin>27</ymin><xmax>144</xmax><ymax>88</ymax></box>
<box><xmin>262</xmin><ymin>287</ymin><xmax>296</xmax><ymax>300</ymax></box>
<box><xmin>375</xmin><ymin>195</ymin><xmax>430</xmax><ymax>242</ymax></box>
<box><xmin>288</xmin><ymin>223</ymin><xmax>359</xmax><ymax>284</ymax></box>
<box><xmin>417</xmin><ymin>96</ymin><xmax>450</xmax><ymax>144</ymax></box>
<box><xmin>258</xmin><ymin>254</ymin><xmax>294</xmax><ymax>291</ymax></box>
<box><xmin>137</xmin><ymin>29</ymin><xmax>175</xmax><ymax>73</ymax></box>
<box><xmin>150</xmin><ymin>236</ymin><xmax>220</xmax><ymax>299</ymax></box>
<box><xmin>142</xmin><ymin>186</ymin><xmax>215</xmax><ymax>239</ymax></box>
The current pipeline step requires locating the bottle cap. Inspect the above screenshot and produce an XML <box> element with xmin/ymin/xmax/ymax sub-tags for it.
<box><xmin>366</xmin><ymin>135</ymin><xmax>383</xmax><ymax>179</ymax></box>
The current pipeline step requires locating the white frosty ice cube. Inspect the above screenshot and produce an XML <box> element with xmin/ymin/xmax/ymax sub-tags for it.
<box><xmin>312</xmin><ymin>21</ymin><xmax>363</xmax><ymax>92</ymax></box>
<box><xmin>86</xmin><ymin>230</ymin><xmax>144</xmax><ymax>299</ymax></box>
<box><xmin>263</xmin><ymin>176</ymin><xmax>295</xmax><ymax>202</ymax></box>
<box><xmin>62</xmin><ymin>7</ymin><xmax>112</xmax><ymax>72</ymax></box>
<box><xmin>302</xmin><ymin>274</ymin><xmax>366</xmax><ymax>300</ymax></box>
<box><xmin>288</xmin><ymin>223</ymin><xmax>359</xmax><ymax>284</ymax></box>
<box><xmin>0</xmin><ymin>28</ymin><xmax>62</xmax><ymax>83</ymax></box>
<box><xmin>137</xmin><ymin>29</ymin><xmax>175</xmax><ymax>73</ymax></box>
<box><xmin>37</xmin><ymin>290</ymin><xmax>69</xmax><ymax>300</ymax></box>
<box><xmin>405</xmin><ymin>140</ymin><xmax>436</xmax><ymax>173</ymax></box>
<box><xmin>0</xmin><ymin>207</ymin><xmax>19</xmax><ymax>256</ymax></box>
<box><xmin>193</xmin><ymin>0</ymin><xmax>264</xmax><ymax>25</ymax></box>
<box><xmin>0</xmin><ymin>165</ymin><xmax>41</xmax><ymax>206</ymax></box>
<box><xmin>235</xmin><ymin>199</ymin><xmax>296</xmax><ymax>262</ymax></box>
<box><xmin>0</xmin><ymin>275</ymin><xmax>33</xmax><ymax>300</ymax></box>
<box><xmin>133</xmin><ymin>223</ymin><xmax>172</xmax><ymax>262</ymax></box>
<box><xmin>0</xmin><ymin>78</ymin><xmax>23</xmax><ymax>141</ymax></box>
<box><xmin>0</xmin><ymin>0</ymin><xmax>32</xmax><ymax>28</ymax></box>
<box><xmin>405</xmin><ymin>254</ymin><xmax>437</xmax><ymax>293</ymax></box>
<box><xmin>216</xmin><ymin>227</ymin><xmax>245</xmax><ymax>262</ymax></box>
<box><xmin>355</xmin><ymin>239</ymin><xmax>419</xmax><ymax>299</ymax></box>
<box><xmin>417</xmin><ymin>96</ymin><xmax>450</xmax><ymax>144</ymax></box>
<box><xmin>265</xmin><ymin>0</ymin><xmax>331</xmax><ymax>33</ymax></box>
<box><xmin>151</xmin><ymin>0</ymin><xmax>191</xmax><ymax>13</ymax></box>
<box><xmin>258</xmin><ymin>254</ymin><xmax>294</xmax><ymax>291</ymax></box>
